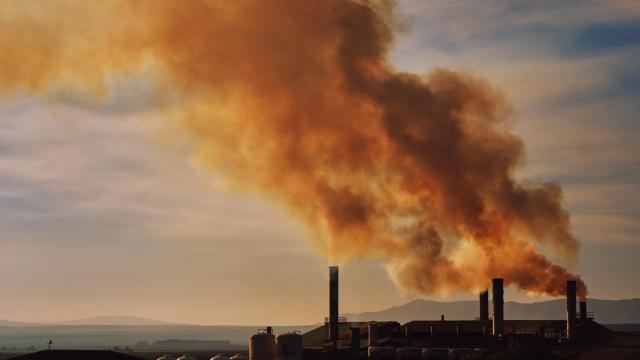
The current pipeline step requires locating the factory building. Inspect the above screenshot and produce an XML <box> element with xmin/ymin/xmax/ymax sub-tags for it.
<box><xmin>250</xmin><ymin>267</ymin><xmax>599</xmax><ymax>360</ymax></box>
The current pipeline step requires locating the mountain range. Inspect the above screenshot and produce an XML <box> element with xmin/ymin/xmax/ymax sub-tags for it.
<box><xmin>2</xmin><ymin>298</ymin><xmax>639</xmax><ymax>328</ymax></box>
<box><xmin>55</xmin><ymin>315</ymin><xmax>179</xmax><ymax>326</ymax></box>
<box><xmin>0</xmin><ymin>315</ymin><xmax>177</xmax><ymax>327</ymax></box>
<box><xmin>345</xmin><ymin>298</ymin><xmax>640</xmax><ymax>324</ymax></box>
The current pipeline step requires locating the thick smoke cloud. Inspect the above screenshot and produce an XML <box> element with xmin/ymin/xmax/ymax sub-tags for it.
<box><xmin>0</xmin><ymin>0</ymin><xmax>586</xmax><ymax>297</ymax></box>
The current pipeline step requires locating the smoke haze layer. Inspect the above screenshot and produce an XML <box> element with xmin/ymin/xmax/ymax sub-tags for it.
<box><xmin>0</xmin><ymin>0</ymin><xmax>586</xmax><ymax>297</ymax></box>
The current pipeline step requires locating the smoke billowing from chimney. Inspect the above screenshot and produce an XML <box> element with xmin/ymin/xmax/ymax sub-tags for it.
<box><xmin>0</xmin><ymin>0</ymin><xmax>586</xmax><ymax>297</ymax></box>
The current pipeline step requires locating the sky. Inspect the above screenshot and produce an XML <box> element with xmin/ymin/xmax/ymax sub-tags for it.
<box><xmin>0</xmin><ymin>0</ymin><xmax>639</xmax><ymax>325</ymax></box>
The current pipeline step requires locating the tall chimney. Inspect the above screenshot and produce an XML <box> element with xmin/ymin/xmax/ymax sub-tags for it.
<box><xmin>329</xmin><ymin>266</ymin><xmax>339</xmax><ymax>346</ymax></box>
<box><xmin>492</xmin><ymin>279</ymin><xmax>504</xmax><ymax>336</ymax></box>
<box><xmin>566</xmin><ymin>280</ymin><xmax>577</xmax><ymax>341</ymax></box>
<box><xmin>579</xmin><ymin>300</ymin><xmax>587</xmax><ymax>321</ymax></box>
<box><xmin>479</xmin><ymin>290</ymin><xmax>489</xmax><ymax>321</ymax></box>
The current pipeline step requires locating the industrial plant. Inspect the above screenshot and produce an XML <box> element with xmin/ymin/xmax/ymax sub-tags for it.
<box><xmin>247</xmin><ymin>266</ymin><xmax>606</xmax><ymax>360</ymax></box>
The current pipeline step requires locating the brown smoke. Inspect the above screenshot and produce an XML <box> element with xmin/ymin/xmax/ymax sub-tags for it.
<box><xmin>0</xmin><ymin>0</ymin><xmax>587</xmax><ymax>297</ymax></box>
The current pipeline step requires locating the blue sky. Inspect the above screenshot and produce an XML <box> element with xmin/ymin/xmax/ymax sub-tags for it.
<box><xmin>0</xmin><ymin>0</ymin><xmax>638</xmax><ymax>325</ymax></box>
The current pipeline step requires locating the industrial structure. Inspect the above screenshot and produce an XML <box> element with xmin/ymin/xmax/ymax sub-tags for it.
<box><xmin>248</xmin><ymin>267</ymin><xmax>600</xmax><ymax>360</ymax></box>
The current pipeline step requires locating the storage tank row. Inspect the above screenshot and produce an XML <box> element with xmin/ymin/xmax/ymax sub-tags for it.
<box><xmin>249</xmin><ymin>327</ymin><xmax>303</xmax><ymax>360</ymax></box>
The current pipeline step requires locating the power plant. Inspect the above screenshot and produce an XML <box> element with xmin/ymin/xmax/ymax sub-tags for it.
<box><xmin>249</xmin><ymin>267</ymin><xmax>605</xmax><ymax>360</ymax></box>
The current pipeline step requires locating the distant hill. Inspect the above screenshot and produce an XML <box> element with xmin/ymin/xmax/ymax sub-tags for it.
<box><xmin>0</xmin><ymin>316</ymin><xmax>179</xmax><ymax>327</ymax></box>
<box><xmin>53</xmin><ymin>315</ymin><xmax>179</xmax><ymax>326</ymax></box>
<box><xmin>0</xmin><ymin>319</ymin><xmax>38</xmax><ymax>327</ymax></box>
<box><xmin>345</xmin><ymin>298</ymin><xmax>640</xmax><ymax>324</ymax></box>
<box><xmin>0</xmin><ymin>324</ymin><xmax>319</xmax><ymax>349</ymax></box>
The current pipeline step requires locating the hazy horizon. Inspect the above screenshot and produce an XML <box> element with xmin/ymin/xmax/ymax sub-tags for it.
<box><xmin>3</xmin><ymin>297</ymin><xmax>640</xmax><ymax>327</ymax></box>
<box><xmin>3</xmin><ymin>292</ymin><xmax>640</xmax><ymax>326</ymax></box>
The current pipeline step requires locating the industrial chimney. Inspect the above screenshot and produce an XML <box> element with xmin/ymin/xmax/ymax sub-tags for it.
<box><xmin>566</xmin><ymin>280</ymin><xmax>577</xmax><ymax>341</ymax></box>
<box><xmin>479</xmin><ymin>290</ymin><xmax>489</xmax><ymax>322</ymax></box>
<box><xmin>329</xmin><ymin>266</ymin><xmax>339</xmax><ymax>346</ymax></box>
<box><xmin>579</xmin><ymin>300</ymin><xmax>587</xmax><ymax>321</ymax></box>
<box><xmin>492</xmin><ymin>279</ymin><xmax>504</xmax><ymax>336</ymax></box>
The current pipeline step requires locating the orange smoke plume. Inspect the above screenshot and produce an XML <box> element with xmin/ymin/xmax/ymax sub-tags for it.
<box><xmin>0</xmin><ymin>0</ymin><xmax>586</xmax><ymax>297</ymax></box>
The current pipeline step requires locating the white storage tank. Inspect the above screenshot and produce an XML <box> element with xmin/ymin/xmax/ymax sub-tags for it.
<box><xmin>396</xmin><ymin>347</ymin><xmax>421</xmax><ymax>360</ymax></box>
<box><xmin>276</xmin><ymin>332</ymin><xmax>303</xmax><ymax>360</ymax></box>
<box><xmin>249</xmin><ymin>328</ymin><xmax>277</xmax><ymax>360</ymax></box>
<box><xmin>368</xmin><ymin>347</ymin><xmax>397</xmax><ymax>360</ymax></box>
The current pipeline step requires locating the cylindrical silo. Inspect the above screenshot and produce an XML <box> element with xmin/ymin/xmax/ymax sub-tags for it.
<box><xmin>276</xmin><ymin>332</ymin><xmax>303</xmax><ymax>360</ymax></box>
<box><xmin>250</xmin><ymin>331</ymin><xmax>277</xmax><ymax>360</ymax></box>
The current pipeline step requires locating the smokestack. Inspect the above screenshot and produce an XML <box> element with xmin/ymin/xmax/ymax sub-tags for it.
<box><xmin>329</xmin><ymin>266</ymin><xmax>339</xmax><ymax>345</ymax></box>
<box><xmin>479</xmin><ymin>290</ymin><xmax>489</xmax><ymax>321</ymax></box>
<box><xmin>492</xmin><ymin>279</ymin><xmax>504</xmax><ymax>336</ymax></box>
<box><xmin>566</xmin><ymin>280</ymin><xmax>577</xmax><ymax>341</ymax></box>
<box><xmin>580</xmin><ymin>300</ymin><xmax>587</xmax><ymax>321</ymax></box>
<box><xmin>368</xmin><ymin>322</ymin><xmax>378</xmax><ymax>347</ymax></box>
